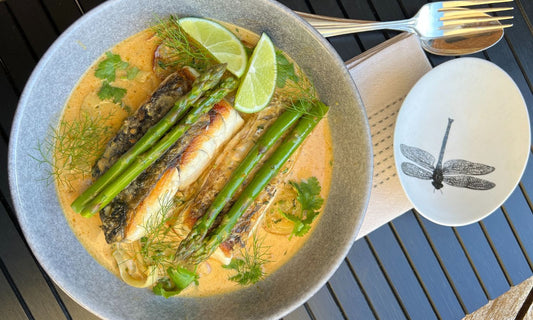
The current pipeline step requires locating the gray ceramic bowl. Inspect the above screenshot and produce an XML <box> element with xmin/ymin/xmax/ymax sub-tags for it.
<box><xmin>8</xmin><ymin>0</ymin><xmax>372</xmax><ymax>319</ymax></box>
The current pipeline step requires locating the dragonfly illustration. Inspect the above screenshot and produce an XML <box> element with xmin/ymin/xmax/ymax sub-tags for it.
<box><xmin>400</xmin><ymin>118</ymin><xmax>495</xmax><ymax>191</ymax></box>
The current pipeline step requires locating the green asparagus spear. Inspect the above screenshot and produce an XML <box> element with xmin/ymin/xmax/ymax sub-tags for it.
<box><xmin>78</xmin><ymin>76</ymin><xmax>237</xmax><ymax>217</ymax></box>
<box><xmin>176</xmin><ymin>101</ymin><xmax>311</xmax><ymax>260</ymax></box>
<box><xmin>71</xmin><ymin>64</ymin><xmax>227</xmax><ymax>214</ymax></box>
<box><xmin>185</xmin><ymin>101</ymin><xmax>328</xmax><ymax>264</ymax></box>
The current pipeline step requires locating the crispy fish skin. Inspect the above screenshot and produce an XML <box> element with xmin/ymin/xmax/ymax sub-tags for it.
<box><xmin>180</xmin><ymin>98</ymin><xmax>287</xmax><ymax>229</ymax></box>
<box><xmin>92</xmin><ymin>68</ymin><xmax>197</xmax><ymax>179</ymax></box>
<box><xmin>124</xmin><ymin>100</ymin><xmax>243</xmax><ymax>242</ymax></box>
<box><xmin>220</xmin><ymin>157</ymin><xmax>297</xmax><ymax>254</ymax></box>
<box><xmin>100</xmin><ymin>118</ymin><xmax>207</xmax><ymax>243</ymax></box>
<box><xmin>100</xmin><ymin>100</ymin><xmax>243</xmax><ymax>243</ymax></box>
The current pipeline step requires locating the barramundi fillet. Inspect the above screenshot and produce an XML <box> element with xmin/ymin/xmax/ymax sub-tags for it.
<box><xmin>179</xmin><ymin>98</ymin><xmax>287</xmax><ymax>230</ymax></box>
<box><xmin>100</xmin><ymin>99</ymin><xmax>243</xmax><ymax>243</ymax></box>
<box><xmin>92</xmin><ymin>67</ymin><xmax>197</xmax><ymax>179</ymax></box>
<box><xmin>174</xmin><ymin>97</ymin><xmax>296</xmax><ymax>263</ymax></box>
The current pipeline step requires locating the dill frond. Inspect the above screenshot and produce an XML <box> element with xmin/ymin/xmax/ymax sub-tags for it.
<box><xmin>275</xmin><ymin>50</ymin><xmax>322</xmax><ymax>119</ymax></box>
<box><xmin>31</xmin><ymin>110</ymin><xmax>113</xmax><ymax>189</ymax></box>
<box><xmin>138</xmin><ymin>195</ymin><xmax>185</xmax><ymax>271</ymax></box>
<box><xmin>223</xmin><ymin>234</ymin><xmax>272</xmax><ymax>285</ymax></box>
<box><xmin>152</xmin><ymin>15</ymin><xmax>215</xmax><ymax>73</ymax></box>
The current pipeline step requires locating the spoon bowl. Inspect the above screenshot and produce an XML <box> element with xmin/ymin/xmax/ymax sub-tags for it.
<box><xmin>421</xmin><ymin>29</ymin><xmax>503</xmax><ymax>55</ymax></box>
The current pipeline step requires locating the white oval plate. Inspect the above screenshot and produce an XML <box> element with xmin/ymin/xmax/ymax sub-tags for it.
<box><xmin>394</xmin><ymin>57</ymin><xmax>530</xmax><ymax>226</ymax></box>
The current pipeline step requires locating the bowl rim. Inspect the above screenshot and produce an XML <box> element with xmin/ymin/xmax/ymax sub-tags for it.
<box><xmin>8</xmin><ymin>0</ymin><xmax>373</xmax><ymax>318</ymax></box>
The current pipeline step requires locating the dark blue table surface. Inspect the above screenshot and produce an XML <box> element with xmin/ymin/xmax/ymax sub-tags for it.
<box><xmin>0</xmin><ymin>0</ymin><xmax>531</xmax><ymax>319</ymax></box>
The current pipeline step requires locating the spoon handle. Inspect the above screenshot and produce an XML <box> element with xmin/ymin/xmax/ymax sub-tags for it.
<box><xmin>296</xmin><ymin>11</ymin><xmax>415</xmax><ymax>37</ymax></box>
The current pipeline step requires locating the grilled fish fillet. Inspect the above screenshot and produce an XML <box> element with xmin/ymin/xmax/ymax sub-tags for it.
<box><xmin>180</xmin><ymin>98</ymin><xmax>287</xmax><ymax>230</ymax></box>
<box><xmin>220</xmin><ymin>156</ymin><xmax>297</xmax><ymax>254</ymax></box>
<box><xmin>100</xmin><ymin>100</ymin><xmax>243</xmax><ymax>243</ymax></box>
<box><xmin>92</xmin><ymin>67</ymin><xmax>197</xmax><ymax>179</ymax></box>
<box><xmin>125</xmin><ymin>100</ymin><xmax>243</xmax><ymax>242</ymax></box>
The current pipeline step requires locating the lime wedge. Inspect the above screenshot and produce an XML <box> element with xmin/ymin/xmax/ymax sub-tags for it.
<box><xmin>179</xmin><ymin>17</ymin><xmax>247</xmax><ymax>78</ymax></box>
<box><xmin>234</xmin><ymin>33</ymin><xmax>277</xmax><ymax>113</ymax></box>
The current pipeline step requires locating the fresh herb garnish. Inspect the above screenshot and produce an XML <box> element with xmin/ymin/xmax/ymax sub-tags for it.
<box><xmin>153</xmin><ymin>15</ymin><xmax>214</xmax><ymax>72</ymax></box>
<box><xmin>133</xmin><ymin>197</ymin><xmax>199</xmax><ymax>298</ymax></box>
<box><xmin>94</xmin><ymin>52</ymin><xmax>140</xmax><ymax>106</ymax></box>
<box><xmin>139</xmin><ymin>197</ymin><xmax>184</xmax><ymax>270</ymax></box>
<box><xmin>276</xmin><ymin>50</ymin><xmax>299</xmax><ymax>88</ymax></box>
<box><xmin>32</xmin><ymin>110</ymin><xmax>113</xmax><ymax>189</ymax></box>
<box><xmin>281</xmin><ymin>177</ymin><xmax>324</xmax><ymax>238</ymax></box>
<box><xmin>95</xmin><ymin>51</ymin><xmax>129</xmax><ymax>82</ymax></box>
<box><xmin>275</xmin><ymin>50</ymin><xmax>322</xmax><ymax>118</ymax></box>
<box><xmin>98</xmin><ymin>81</ymin><xmax>127</xmax><ymax>103</ymax></box>
<box><xmin>153</xmin><ymin>266</ymin><xmax>199</xmax><ymax>298</ymax></box>
<box><xmin>223</xmin><ymin>234</ymin><xmax>271</xmax><ymax>286</ymax></box>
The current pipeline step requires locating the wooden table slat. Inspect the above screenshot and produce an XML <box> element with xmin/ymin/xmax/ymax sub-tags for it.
<box><xmin>418</xmin><ymin>216</ymin><xmax>489</xmax><ymax>313</ymax></box>
<box><xmin>328</xmin><ymin>260</ymin><xmax>377</xmax><ymax>319</ymax></box>
<box><xmin>0</xmin><ymin>139</ymin><xmax>16</xmax><ymax>213</ymax></box>
<box><xmin>483</xmin><ymin>38</ymin><xmax>533</xmax><ymax>139</ymax></box>
<box><xmin>519</xmin><ymin>151</ymin><xmax>533</xmax><ymax>197</ymax></box>
<box><xmin>0</xmin><ymin>3</ymin><xmax>38</xmax><ymax>92</ymax></box>
<box><xmin>305</xmin><ymin>286</ymin><xmax>345</xmax><ymax>320</ymax></box>
<box><xmin>368</xmin><ymin>0</ymin><xmax>406</xmax><ymax>22</ymax></box>
<box><xmin>56</xmin><ymin>285</ymin><xmax>101</xmax><ymax>320</ymax></box>
<box><xmin>305</xmin><ymin>0</ymin><xmax>365</xmax><ymax>60</ymax></box>
<box><xmin>347</xmin><ymin>239</ymin><xmax>407</xmax><ymax>320</ymax></box>
<box><xmin>39</xmin><ymin>0</ymin><xmax>82</xmax><ymax>33</ymax></box>
<box><xmin>516</xmin><ymin>0</ymin><xmax>533</xmax><ymax>35</ymax></box>
<box><xmin>5</xmin><ymin>0</ymin><xmax>59</xmax><ymax>58</ymax></box>
<box><xmin>502</xmin><ymin>188</ymin><xmax>533</xmax><ymax>267</ymax></box>
<box><xmin>0</xmin><ymin>67</ymin><xmax>19</xmax><ymax>139</ymax></box>
<box><xmin>368</xmin><ymin>225</ymin><xmax>438</xmax><ymax>319</ymax></box>
<box><xmin>455</xmin><ymin>223</ymin><xmax>511</xmax><ymax>300</ymax></box>
<box><xmin>0</xmin><ymin>259</ymin><xmax>30</xmax><ymax>320</ymax></box>
<box><xmin>392</xmin><ymin>212</ymin><xmax>465</xmax><ymax>319</ymax></box>
<box><xmin>481</xmin><ymin>208</ymin><xmax>533</xmax><ymax>285</ymax></box>
<box><xmin>492</xmin><ymin>1</ymin><xmax>533</xmax><ymax>91</ymax></box>
<box><xmin>0</xmin><ymin>204</ymin><xmax>68</xmax><ymax>319</ymax></box>
<box><xmin>277</xmin><ymin>0</ymin><xmax>310</xmax><ymax>13</ymax></box>
<box><xmin>77</xmin><ymin>0</ymin><xmax>104</xmax><ymax>13</ymax></box>
<box><xmin>338</xmin><ymin>0</ymin><xmax>389</xmax><ymax>50</ymax></box>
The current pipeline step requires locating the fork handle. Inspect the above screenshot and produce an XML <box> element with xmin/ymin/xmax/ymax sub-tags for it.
<box><xmin>296</xmin><ymin>11</ymin><xmax>415</xmax><ymax>37</ymax></box>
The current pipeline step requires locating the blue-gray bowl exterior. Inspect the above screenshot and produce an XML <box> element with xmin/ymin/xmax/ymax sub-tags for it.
<box><xmin>8</xmin><ymin>0</ymin><xmax>372</xmax><ymax>319</ymax></box>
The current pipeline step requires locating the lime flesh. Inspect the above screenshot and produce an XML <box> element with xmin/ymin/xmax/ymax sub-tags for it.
<box><xmin>234</xmin><ymin>33</ymin><xmax>277</xmax><ymax>113</ymax></box>
<box><xmin>179</xmin><ymin>17</ymin><xmax>247</xmax><ymax>78</ymax></box>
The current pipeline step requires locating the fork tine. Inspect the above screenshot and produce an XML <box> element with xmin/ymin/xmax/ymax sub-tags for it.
<box><xmin>442</xmin><ymin>24</ymin><xmax>512</xmax><ymax>37</ymax></box>
<box><xmin>441</xmin><ymin>0</ymin><xmax>513</xmax><ymax>9</ymax></box>
<box><xmin>441</xmin><ymin>15</ymin><xmax>513</xmax><ymax>26</ymax></box>
<box><xmin>440</xmin><ymin>7</ymin><xmax>514</xmax><ymax>19</ymax></box>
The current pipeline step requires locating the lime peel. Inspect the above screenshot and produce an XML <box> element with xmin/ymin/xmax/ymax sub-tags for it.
<box><xmin>178</xmin><ymin>17</ymin><xmax>247</xmax><ymax>78</ymax></box>
<box><xmin>234</xmin><ymin>33</ymin><xmax>277</xmax><ymax>114</ymax></box>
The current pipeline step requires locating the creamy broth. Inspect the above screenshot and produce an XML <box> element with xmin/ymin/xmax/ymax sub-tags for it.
<box><xmin>57</xmin><ymin>23</ymin><xmax>333</xmax><ymax>297</ymax></box>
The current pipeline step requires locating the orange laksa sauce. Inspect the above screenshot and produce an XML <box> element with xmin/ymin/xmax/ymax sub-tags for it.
<box><xmin>55</xmin><ymin>20</ymin><xmax>333</xmax><ymax>297</ymax></box>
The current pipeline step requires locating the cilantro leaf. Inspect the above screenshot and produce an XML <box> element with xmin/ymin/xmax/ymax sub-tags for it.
<box><xmin>98</xmin><ymin>81</ymin><xmax>127</xmax><ymax>103</ymax></box>
<box><xmin>282</xmin><ymin>177</ymin><xmax>324</xmax><ymax>238</ymax></box>
<box><xmin>95</xmin><ymin>51</ymin><xmax>129</xmax><ymax>82</ymax></box>
<box><xmin>276</xmin><ymin>50</ymin><xmax>299</xmax><ymax>88</ymax></box>
<box><xmin>289</xmin><ymin>177</ymin><xmax>323</xmax><ymax>211</ymax></box>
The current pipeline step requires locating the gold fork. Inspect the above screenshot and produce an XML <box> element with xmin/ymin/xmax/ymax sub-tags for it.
<box><xmin>297</xmin><ymin>0</ymin><xmax>513</xmax><ymax>39</ymax></box>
